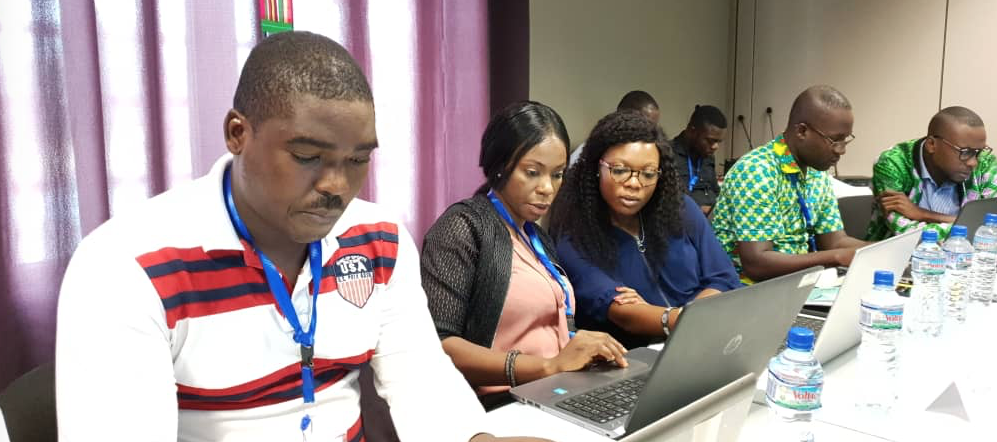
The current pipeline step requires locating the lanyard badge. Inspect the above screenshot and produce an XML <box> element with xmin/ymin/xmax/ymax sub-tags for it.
<box><xmin>687</xmin><ymin>156</ymin><xmax>701</xmax><ymax>192</ymax></box>
<box><xmin>223</xmin><ymin>166</ymin><xmax>323</xmax><ymax>434</ymax></box>
<box><xmin>486</xmin><ymin>190</ymin><xmax>575</xmax><ymax>336</ymax></box>
<box><xmin>788</xmin><ymin>174</ymin><xmax>817</xmax><ymax>253</ymax></box>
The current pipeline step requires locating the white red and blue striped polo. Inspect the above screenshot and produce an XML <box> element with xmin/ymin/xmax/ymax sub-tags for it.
<box><xmin>56</xmin><ymin>155</ymin><xmax>486</xmax><ymax>442</ymax></box>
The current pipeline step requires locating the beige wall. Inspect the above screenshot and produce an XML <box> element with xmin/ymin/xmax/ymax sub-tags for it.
<box><xmin>732</xmin><ymin>0</ymin><xmax>947</xmax><ymax>177</ymax></box>
<box><xmin>941</xmin><ymin>0</ymin><xmax>997</xmax><ymax>133</ymax></box>
<box><xmin>529</xmin><ymin>0</ymin><xmax>733</xmax><ymax>151</ymax></box>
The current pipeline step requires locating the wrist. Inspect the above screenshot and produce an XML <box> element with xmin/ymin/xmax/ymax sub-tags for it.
<box><xmin>661</xmin><ymin>306</ymin><xmax>679</xmax><ymax>335</ymax></box>
<box><xmin>542</xmin><ymin>356</ymin><xmax>560</xmax><ymax>377</ymax></box>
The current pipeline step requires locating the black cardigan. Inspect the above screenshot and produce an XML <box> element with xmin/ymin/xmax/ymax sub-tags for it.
<box><xmin>420</xmin><ymin>193</ymin><xmax>563</xmax><ymax>349</ymax></box>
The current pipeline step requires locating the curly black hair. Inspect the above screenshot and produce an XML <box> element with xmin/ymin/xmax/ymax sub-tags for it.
<box><xmin>549</xmin><ymin>110</ymin><xmax>684</xmax><ymax>272</ymax></box>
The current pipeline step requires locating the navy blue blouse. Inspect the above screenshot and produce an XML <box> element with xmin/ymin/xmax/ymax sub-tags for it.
<box><xmin>556</xmin><ymin>195</ymin><xmax>742</xmax><ymax>348</ymax></box>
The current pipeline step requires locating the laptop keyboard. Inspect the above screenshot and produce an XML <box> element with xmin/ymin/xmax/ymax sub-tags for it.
<box><xmin>555</xmin><ymin>377</ymin><xmax>645</xmax><ymax>424</ymax></box>
<box><xmin>776</xmin><ymin>315</ymin><xmax>825</xmax><ymax>353</ymax></box>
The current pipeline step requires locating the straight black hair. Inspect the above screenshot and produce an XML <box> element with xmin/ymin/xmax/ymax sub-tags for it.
<box><xmin>475</xmin><ymin>101</ymin><xmax>570</xmax><ymax>195</ymax></box>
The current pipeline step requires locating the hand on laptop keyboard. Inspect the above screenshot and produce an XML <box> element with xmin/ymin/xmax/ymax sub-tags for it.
<box><xmin>548</xmin><ymin>330</ymin><xmax>628</xmax><ymax>372</ymax></box>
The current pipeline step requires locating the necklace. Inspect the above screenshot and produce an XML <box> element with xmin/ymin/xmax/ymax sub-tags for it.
<box><xmin>634</xmin><ymin>216</ymin><xmax>646</xmax><ymax>253</ymax></box>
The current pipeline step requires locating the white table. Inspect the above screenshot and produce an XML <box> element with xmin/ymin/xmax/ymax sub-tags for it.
<box><xmin>484</xmin><ymin>306</ymin><xmax>997</xmax><ymax>441</ymax></box>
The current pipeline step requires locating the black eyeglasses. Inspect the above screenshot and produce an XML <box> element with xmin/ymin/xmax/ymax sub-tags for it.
<box><xmin>599</xmin><ymin>160</ymin><xmax>661</xmax><ymax>187</ymax></box>
<box><xmin>930</xmin><ymin>135</ymin><xmax>992</xmax><ymax>161</ymax></box>
<box><xmin>802</xmin><ymin>123</ymin><xmax>856</xmax><ymax>149</ymax></box>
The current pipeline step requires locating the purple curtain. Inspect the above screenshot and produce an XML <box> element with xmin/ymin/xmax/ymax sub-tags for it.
<box><xmin>0</xmin><ymin>0</ymin><xmax>521</xmax><ymax>390</ymax></box>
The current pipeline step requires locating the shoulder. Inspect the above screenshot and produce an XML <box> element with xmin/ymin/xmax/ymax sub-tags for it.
<box><xmin>678</xmin><ymin>194</ymin><xmax>710</xmax><ymax>230</ymax></box>
<box><xmin>77</xmin><ymin>175</ymin><xmax>218</xmax><ymax>260</ymax></box>
<box><xmin>670</xmin><ymin>137</ymin><xmax>690</xmax><ymax>158</ymax></box>
<box><xmin>679</xmin><ymin>194</ymin><xmax>704</xmax><ymax>219</ymax></box>
<box><xmin>876</xmin><ymin>140</ymin><xmax>917</xmax><ymax>167</ymax></box>
<box><xmin>809</xmin><ymin>169</ymin><xmax>836</xmax><ymax>191</ymax></box>
<box><xmin>554</xmin><ymin>233</ymin><xmax>604</xmax><ymax>269</ymax></box>
<box><xmin>332</xmin><ymin>199</ymin><xmax>408</xmax><ymax>244</ymax></box>
<box><xmin>974</xmin><ymin>151</ymin><xmax>997</xmax><ymax>174</ymax></box>
<box><xmin>728</xmin><ymin>144</ymin><xmax>778</xmax><ymax>179</ymax></box>
<box><xmin>424</xmin><ymin>195</ymin><xmax>493</xmax><ymax>239</ymax></box>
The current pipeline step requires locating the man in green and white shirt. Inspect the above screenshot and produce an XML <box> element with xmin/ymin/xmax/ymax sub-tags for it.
<box><xmin>867</xmin><ymin>106</ymin><xmax>993</xmax><ymax>241</ymax></box>
<box><xmin>712</xmin><ymin>85</ymin><xmax>869</xmax><ymax>283</ymax></box>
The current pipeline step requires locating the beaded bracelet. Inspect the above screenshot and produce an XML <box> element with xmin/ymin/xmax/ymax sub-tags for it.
<box><xmin>505</xmin><ymin>349</ymin><xmax>522</xmax><ymax>387</ymax></box>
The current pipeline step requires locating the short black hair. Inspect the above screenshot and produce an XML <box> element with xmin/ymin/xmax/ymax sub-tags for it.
<box><xmin>688</xmin><ymin>104</ymin><xmax>727</xmax><ymax>129</ymax></box>
<box><xmin>617</xmin><ymin>90</ymin><xmax>659</xmax><ymax>112</ymax></box>
<box><xmin>929</xmin><ymin>106</ymin><xmax>985</xmax><ymax>135</ymax></box>
<box><xmin>476</xmin><ymin>101</ymin><xmax>570</xmax><ymax>195</ymax></box>
<box><xmin>233</xmin><ymin>31</ymin><xmax>372</xmax><ymax>126</ymax></box>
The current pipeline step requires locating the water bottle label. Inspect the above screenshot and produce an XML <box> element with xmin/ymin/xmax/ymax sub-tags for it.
<box><xmin>859</xmin><ymin>302</ymin><xmax>903</xmax><ymax>330</ymax></box>
<box><xmin>914</xmin><ymin>257</ymin><xmax>945</xmax><ymax>275</ymax></box>
<box><xmin>766</xmin><ymin>370</ymin><xmax>822</xmax><ymax>411</ymax></box>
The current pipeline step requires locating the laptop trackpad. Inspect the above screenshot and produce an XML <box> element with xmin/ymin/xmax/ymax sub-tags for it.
<box><xmin>511</xmin><ymin>347</ymin><xmax>657</xmax><ymax>405</ymax></box>
<box><xmin>585</xmin><ymin>347</ymin><xmax>656</xmax><ymax>377</ymax></box>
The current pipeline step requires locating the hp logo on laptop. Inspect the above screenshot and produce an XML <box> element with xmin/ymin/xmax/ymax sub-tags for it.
<box><xmin>723</xmin><ymin>334</ymin><xmax>743</xmax><ymax>355</ymax></box>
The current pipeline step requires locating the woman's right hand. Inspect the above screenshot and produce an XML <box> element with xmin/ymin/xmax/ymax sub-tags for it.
<box><xmin>546</xmin><ymin>330</ymin><xmax>628</xmax><ymax>374</ymax></box>
<box><xmin>612</xmin><ymin>286</ymin><xmax>648</xmax><ymax>305</ymax></box>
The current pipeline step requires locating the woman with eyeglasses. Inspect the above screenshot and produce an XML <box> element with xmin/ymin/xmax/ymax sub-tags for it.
<box><xmin>421</xmin><ymin>101</ymin><xmax>629</xmax><ymax>409</ymax></box>
<box><xmin>549</xmin><ymin>110</ymin><xmax>742</xmax><ymax>349</ymax></box>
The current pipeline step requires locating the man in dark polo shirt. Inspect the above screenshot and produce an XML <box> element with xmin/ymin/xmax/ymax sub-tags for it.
<box><xmin>672</xmin><ymin>105</ymin><xmax>727</xmax><ymax>216</ymax></box>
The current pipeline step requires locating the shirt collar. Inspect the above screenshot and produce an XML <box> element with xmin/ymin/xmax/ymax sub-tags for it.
<box><xmin>200</xmin><ymin>154</ymin><xmax>244</xmax><ymax>252</ymax></box>
<box><xmin>771</xmin><ymin>134</ymin><xmax>802</xmax><ymax>175</ymax></box>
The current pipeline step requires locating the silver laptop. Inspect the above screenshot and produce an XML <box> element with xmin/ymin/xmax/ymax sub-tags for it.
<box><xmin>953</xmin><ymin>198</ymin><xmax>997</xmax><ymax>233</ymax></box>
<box><xmin>790</xmin><ymin>227</ymin><xmax>923</xmax><ymax>364</ymax></box>
<box><xmin>510</xmin><ymin>267</ymin><xmax>823</xmax><ymax>439</ymax></box>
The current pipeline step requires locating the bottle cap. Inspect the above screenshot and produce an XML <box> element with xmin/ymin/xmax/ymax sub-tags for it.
<box><xmin>873</xmin><ymin>270</ymin><xmax>894</xmax><ymax>286</ymax></box>
<box><xmin>786</xmin><ymin>326</ymin><xmax>815</xmax><ymax>351</ymax></box>
<box><xmin>950</xmin><ymin>225</ymin><xmax>968</xmax><ymax>237</ymax></box>
<box><xmin>986</xmin><ymin>213</ymin><xmax>997</xmax><ymax>225</ymax></box>
<box><xmin>921</xmin><ymin>229</ymin><xmax>938</xmax><ymax>243</ymax></box>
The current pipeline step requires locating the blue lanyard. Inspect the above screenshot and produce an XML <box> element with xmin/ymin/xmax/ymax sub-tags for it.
<box><xmin>787</xmin><ymin>174</ymin><xmax>817</xmax><ymax>253</ymax></box>
<box><xmin>223</xmin><ymin>166</ymin><xmax>322</xmax><ymax>434</ymax></box>
<box><xmin>687</xmin><ymin>156</ymin><xmax>701</xmax><ymax>192</ymax></box>
<box><xmin>486</xmin><ymin>190</ymin><xmax>575</xmax><ymax>336</ymax></box>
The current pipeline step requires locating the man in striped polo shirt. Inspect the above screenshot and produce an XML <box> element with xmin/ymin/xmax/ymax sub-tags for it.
<box><xmin>55</xmin><ymin>31</ymin><xmax>548</xmax><ymax>442</ymax></box>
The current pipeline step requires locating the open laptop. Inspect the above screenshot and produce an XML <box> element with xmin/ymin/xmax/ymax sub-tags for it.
<box><xmin>953</xmin><ymin>198</ymin><xmax>997</xmax><ymax>233</ymax></box>
<box><xmin>510</xmin><ymin>266</ymin><xmax>823</xmax><ymax>439</ymax></box>
<box><xmin>789</xmin><ymin>227</ymin><xmax>923</xmax><ymax>364</ymax></box>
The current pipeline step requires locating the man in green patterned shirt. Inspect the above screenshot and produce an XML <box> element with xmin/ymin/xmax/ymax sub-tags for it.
<box><xmin>712</xmin><ymin>85</ymin><xmax>869</xmax><ymax>283</ymax></box>
<box><xmin>867</xmin><ymin>107</ymin><xmax>993</xmax><ymax>241</ymax></box>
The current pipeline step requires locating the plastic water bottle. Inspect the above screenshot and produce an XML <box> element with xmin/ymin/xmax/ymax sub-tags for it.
<box><xmin>942</xmin><ymin>225</ymin><xmax>972</xmax><ymax>324</ymax></box>
<box><xmin>766</xmin><ymin>327</ymin><xmax>823</xmax><ymax>442</ymax></box>
<box><xmin>907</xmin><ymin>229</ymin><xmax>944</xmax><ymax>337</ymax></box>
<box><xmin>970</xmin><ymin>213</ymin><xmax>997</xmax><ymax>306</ymax></box>
<box><xmin>856</xmin><ymin>270</ymin><xmax>904</xmax><ymax>410</ymax></box>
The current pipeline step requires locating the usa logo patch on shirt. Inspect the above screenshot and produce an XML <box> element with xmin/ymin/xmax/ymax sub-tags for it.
<box><xmin>334</xmin><ymin>254</ymin><xmax>375</xmax><ymax>308</ymax></box>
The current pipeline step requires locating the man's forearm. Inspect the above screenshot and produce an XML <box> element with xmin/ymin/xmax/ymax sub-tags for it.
<box><xmin>910</xmin><ymin>208</ymin><xmax>957</xmax><ymax>225</ymax></box>
<box><xmin>742</xmin><ymin>250</ymin><xmax>841</xmax><ymax>282</ymax></box>
<box><xmin>827</xmin><ymin>235</ymin><xmax>869</xmax><ymax>249</ymax></box>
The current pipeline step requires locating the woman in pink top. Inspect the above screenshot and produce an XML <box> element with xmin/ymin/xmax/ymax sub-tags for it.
<box><xmin>421</xmin><ymin>101</ymin><xmax>628</xmax><ymax>409</ymax></box>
